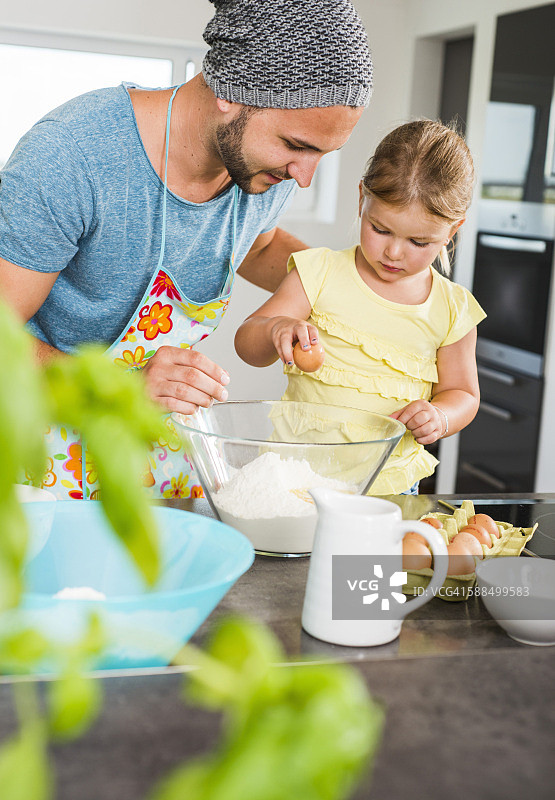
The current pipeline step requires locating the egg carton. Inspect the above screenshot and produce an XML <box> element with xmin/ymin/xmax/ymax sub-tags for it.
<box><xmin>403</xmin><ymin>500</ymin><xmax>537</xmax><ymax>602</ymax></box>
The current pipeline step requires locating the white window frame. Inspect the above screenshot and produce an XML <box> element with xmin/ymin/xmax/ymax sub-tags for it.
<box><xmin>0</xmin><ymin>25</ymin><xmax>206</xmax><ymax>85</ymax></box>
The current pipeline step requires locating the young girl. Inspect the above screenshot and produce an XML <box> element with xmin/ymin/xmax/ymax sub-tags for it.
<box><xmin>234</xmin><ymin>120</ymin><xmax>486</xmax><ymax>495</ymax></box>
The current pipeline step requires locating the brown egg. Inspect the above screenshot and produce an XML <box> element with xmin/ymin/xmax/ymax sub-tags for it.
<box><xmin>451</xmin><ymin>531</ymin><xmax>484</xmax><ymax>559</ymax></box>
<box><xmin>460</xmin><ymin>523</ymin><xmax>494</xmax><ymax>548</ymax></box>
<box><xmin>293</xmin><ymin>341</ymin><xmax>325</xmax><ymax>372</ymax></box>
<box><xmin>402</xmin><ymin>538</ymin><xmax>432</xmax><ymax>570</ymax></box>
<box><xmin>404</xmin><ymin>530</ymin><xmax>428</xmax><ymax>547</ymax></box>
<box><xmin>421</xmin><ymin>516</ymin><xmax>443</xmax><ymax>529</ymax></box>
<box><xmin>468</xmin><ymin>513</ymin><xmax>500</xmax><ymax>539</ymax></box>
<box><xmin>447</xmin><ymin>539</ymin><xmax>477</xmax><ymax>576</ymax></box>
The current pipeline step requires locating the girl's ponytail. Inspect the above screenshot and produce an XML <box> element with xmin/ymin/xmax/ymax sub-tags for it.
<box><xmin>437</xmin><ymin>245</ymin><xmax>452</xmax><ymax>277</ymax></box>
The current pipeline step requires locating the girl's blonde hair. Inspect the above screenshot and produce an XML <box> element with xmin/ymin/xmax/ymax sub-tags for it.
<box><xmin>360</xmin><ymin>119</ymin><xmax>475</xmax><ymax>276</ymax></box>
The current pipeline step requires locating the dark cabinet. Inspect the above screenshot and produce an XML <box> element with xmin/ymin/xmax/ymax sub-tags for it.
<box><xmin>456</xmin><ymin>363</ymin><xmax>543</xmax><ymax>493</ymax></box>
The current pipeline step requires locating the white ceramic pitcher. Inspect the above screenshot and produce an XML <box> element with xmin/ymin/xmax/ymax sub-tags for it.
<box><xmin>302</xmin><ymin>489</ymin><xmax>448</xmax><ymax>647</ymax></box>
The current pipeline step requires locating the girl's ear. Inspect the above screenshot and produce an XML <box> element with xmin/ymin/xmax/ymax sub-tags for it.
<box><xmin>447</xmin><ymin>218</ymin><xmax>465</xmax><ymax>242</ymax></box>
<box><xmin>358</xmin><ymin>182</ymin><xmax>364</xmax><ymax>217</ymax></box>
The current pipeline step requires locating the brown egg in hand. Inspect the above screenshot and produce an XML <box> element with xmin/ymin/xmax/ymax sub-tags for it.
<box><xmin>293</xmin><ymin>341</ymin><xmax>325</xmax><ymax>373</ymax></box>
<box><xmin>468</xmin><ymin>513</ymin><xmax>500</xmax><ymax>539</ymax></box>
<box><xmin>402</xmin><ymin>537</ymin><xmax>432</xmax><ymax>570</ymax></box>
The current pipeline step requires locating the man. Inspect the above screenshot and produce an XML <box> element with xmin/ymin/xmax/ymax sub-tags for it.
<box><xmin>0</xmin><ymin>0</ymin><xmax>372</xmax><ymax>498</ymax></box>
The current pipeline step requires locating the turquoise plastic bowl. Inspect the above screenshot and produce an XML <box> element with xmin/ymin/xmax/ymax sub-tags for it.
<box><xmin>14</xmin><ymin>501</ymin><xmax>254</xmax><ymax>672</ymax></box>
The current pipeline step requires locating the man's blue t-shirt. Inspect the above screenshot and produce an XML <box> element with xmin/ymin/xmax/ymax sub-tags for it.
<box><xmin>0</xmin><ymin>84</ymin><xmax>297</xmax><ymax>352</ymax></box>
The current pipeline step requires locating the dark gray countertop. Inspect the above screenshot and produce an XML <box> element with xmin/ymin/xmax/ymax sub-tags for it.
<box><xmin>181</xmin><ymin>491</ymin><xmax>555</xmax><ymax>662</ymax></box>
<box><xmin>1</xmin><ymin>493</ymin><xmax>554</xmax><ymax>799</ymax></box>
<box><xmin>190</xmin><ymin>527</ymin><xmax>535</xmax><ymax>663</ymax></box>
<box><xmin>0</xmin><ymin>648</ymin><xmax>551</xmax><ymax>800</ymax></box>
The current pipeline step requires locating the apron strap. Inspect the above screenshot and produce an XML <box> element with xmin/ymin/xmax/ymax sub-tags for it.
<box><xmin>157</xmin><ymin>84</ymin><xmax>239</xmax><ymax>294</ymax></box>
<box><xmin>82</xmin><ymin>84</ymin><xmax>182</xmax><ymax>499</ymax></box>
<box><xmin>156</xmin><ymin>84</ymin><xmax>181</xmax><ymax>272</ymax></box>
<box><xmin>231</xmin><ymin>183</ymin><xmax>238</xmax><ymax>259</ymax></box>
<box><xmin>81</xmin><ymin>438</ymin><xmax>87</xmax><ymax>497</ymax></box>
<box><xmin>221</xmin><ymin>184</ymin><xmax>239</xmax><ymax>295</ymax></box>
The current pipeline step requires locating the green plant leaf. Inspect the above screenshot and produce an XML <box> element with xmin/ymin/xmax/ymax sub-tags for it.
<box><xmin>0</xmin><ymin>554</ymin><xmax>24</xmax><ymax>612</ymax></box>
<box><xmin>43</xmin><ymin>346</ymin><xmax>167</xmax><ymax>443</ymax></box>
<box><xmin>86</xmin><ymin>418</ymin><xmax>160</xmax><ymax>584</ymax></box>
<box><xmin>0</xmin><ymin>490</ymin><xmax>29</xmax><ymax>611</ymax></box>
<box><xmin>42</xmin><ymin>347</ymin><xmax>169</xmax><ymax>584</ymax></box>
<box><xmin>150</xmin><ymin>761</ymin><xmax>211</xmax><ymax>800</ymax></box>
<box><xmin>0</xmin><ymin>301</ymin><xmax>48</xmax><ymax>485</ymax></box>
<box><xmin>0</xmin><ymin>629</ymin><xmax>50</xmax><ymax>672</ymax></box>
<box><xmin>48</xmin><ymin>673</ymin><xmax>102</xmax><ymax>741</ymax></box>
<box><xmin>0</xmin><ymin>722</ymin><xmax>53</xmax><ymax>800</ymax></box>
<box><xmin>74</xmin><ymin>612</ymin><xmax>106</xmax><ymax>661</ymax></box>
<box><xmin>186</xmin><ymin>617</ymin><xmax>284</xmax><ymax>711</ymax></box>
<box><xmin>0</xmin><ymin>301</ymin><xmax>50</xmax><ymax>609</ymax></box>
<box><xmin>152</xmin><ymin>618</ymin><xmax>383</xmax><ymax>800</ymax></box>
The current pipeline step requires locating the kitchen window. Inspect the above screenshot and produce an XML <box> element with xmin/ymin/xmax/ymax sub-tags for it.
<box><xmin>0</xmin><ymin>28</ymin><xmax>203</xmax><ymax>168</ymax></box>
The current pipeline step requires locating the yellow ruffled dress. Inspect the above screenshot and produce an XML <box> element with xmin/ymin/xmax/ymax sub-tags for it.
<box><xmin>282</xmin><ymin>246</ymin><xmax>486</xmax><ymax>494</ymax></box>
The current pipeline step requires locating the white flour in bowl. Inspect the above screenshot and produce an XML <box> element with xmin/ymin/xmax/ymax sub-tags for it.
<box><xmin>213</xmin><ymin>452</ymin><xmax>353</xmax><ymax>553</ymax></box>
<box><xmin>53</xmin><ymin>587</ymin><xmax>106</xmax><ymax>600</ymax></box>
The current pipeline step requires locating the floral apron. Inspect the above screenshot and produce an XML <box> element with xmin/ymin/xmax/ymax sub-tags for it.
<box><xmin>37</xmin><ymin>85</ymin><xmax>238</xmax><ymax>501</ymax></box>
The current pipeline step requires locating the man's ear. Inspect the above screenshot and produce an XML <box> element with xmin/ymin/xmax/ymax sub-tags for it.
<box><xmin>216</xmin><ymin>97</ymin><xmax>234</xmax><ymax>114</ymax></box>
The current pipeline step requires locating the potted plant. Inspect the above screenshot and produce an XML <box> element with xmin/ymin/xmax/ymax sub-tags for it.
<box><xmin>0</xmin><ymin>300</ymin><xmax>383</xmax><ymax>799</ymax></box>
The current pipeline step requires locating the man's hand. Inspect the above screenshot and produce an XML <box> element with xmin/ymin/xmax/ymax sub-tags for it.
<box><xmin>142</xmin><ymin>345</ymin><xmax>230</xmax><ymax>415</ymax></box>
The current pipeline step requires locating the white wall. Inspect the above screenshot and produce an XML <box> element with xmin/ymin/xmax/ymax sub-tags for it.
<box><xmin>0</xmin><ymin>0</ymin><xmax>212</xmax><ymax>44</ymax></box>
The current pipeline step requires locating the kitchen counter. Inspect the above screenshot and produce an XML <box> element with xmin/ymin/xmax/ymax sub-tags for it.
<box><xmin>179</xmin><ymin>491</ymin><xmax>555</xmax><ymax>661</ymax></box>
<box><xmin>1</xmin><ymin>493</ymin><xmax>554</xmax><ymax>799</ymax></box>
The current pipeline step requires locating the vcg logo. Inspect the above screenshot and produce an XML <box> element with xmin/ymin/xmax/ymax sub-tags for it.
<box><xmin>332</xmin><ymin>556</ymin><xmax>408</xmax><ymax>620</ymax></box>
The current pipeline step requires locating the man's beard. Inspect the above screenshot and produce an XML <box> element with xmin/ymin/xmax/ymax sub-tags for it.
<box><xmin>215</xmin><ymin>107</ymin><xmax>275</xmax><ymax>194</ymax></box>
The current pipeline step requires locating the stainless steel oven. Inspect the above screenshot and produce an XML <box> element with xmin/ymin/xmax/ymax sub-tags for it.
<box><xmin>473</xmin><ymin>233</ymin><xmax>553</xmax><ymax>377</ymax></box>
<box><xmin>455</xmin><ymin>200</ymin><xmax>555</xmax><ymax>493</ymax></box>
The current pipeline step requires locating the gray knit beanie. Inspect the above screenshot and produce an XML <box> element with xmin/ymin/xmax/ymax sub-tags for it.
<box><xmin>202</xmin><ymin>0</ymin><xmax>373</xmax><ymax>109</ymax></box>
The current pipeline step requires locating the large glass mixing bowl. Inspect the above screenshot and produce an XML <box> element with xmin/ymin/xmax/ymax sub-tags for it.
<box><xmin>172</xmin><ymin>401</ymin><xmax>405</xmax><ymax>556</ymax></box>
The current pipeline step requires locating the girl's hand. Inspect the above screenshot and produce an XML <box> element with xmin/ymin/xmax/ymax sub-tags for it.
<box><xmin>269</xmin><ymin>317</ymin><xmax>320</xmax><ymax>366</ymax></box>
<box><xmin>390</xmin><ymin>400</ymin><xmax>447</xmax><ymax>445</ymax></box>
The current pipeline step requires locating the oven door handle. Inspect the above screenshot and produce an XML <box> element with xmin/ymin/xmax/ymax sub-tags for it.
<box><xmin>479</xmin><ymin>234</ymin><xmax>547</xmax><ymax>253</ymax></box>
<box><xmin>479</xmin><ymin>401</ymin><xmax>514</xmax><ymax>422</ymax></box>
<box><xmin>477</xmin><ymin>365</ymin><xmax>516</xmax><ymax>386</ymax></box>
<box><xmin>459</xmin><ymin>462</ymin><xmax>507</xmax><ymax>492</ymax></box>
